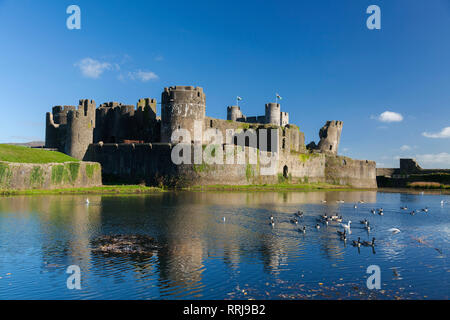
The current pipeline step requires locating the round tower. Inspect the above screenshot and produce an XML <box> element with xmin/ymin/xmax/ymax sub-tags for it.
<box><xmin>227</xmin><ymin>105</ymin><xmax>243</xmax><ymax>121</ymax></box>
<box><xmin>65</xmin><ymin>99</ymin><xmax>96</xmax><ymax>160</ymax></box>
<box><xmin>317</xmin><ymin>120</ymin><xmax>343</xmax><ymax>155</ymax></box>
<box><xmin>265</xmin><ymin>103</ymin><xmax>281</xmax><ymax>126</ymax></box>
<box><xmin>161</xmin><ymin>86</ymin><xmax>206</xmax><ymax>143</ymax></box>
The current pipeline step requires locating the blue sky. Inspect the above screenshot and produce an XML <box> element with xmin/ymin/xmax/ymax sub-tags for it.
<box><xmin>0</xmin><ymin>0</ymin><xmax>449</xmax><ymax>168</ymax></box>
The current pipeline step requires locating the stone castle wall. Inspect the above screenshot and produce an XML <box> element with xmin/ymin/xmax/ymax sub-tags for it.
<box><xmin>0</xmin><ymin>161</ymin><xmax>102</xmax><ymax>190</ymax></box>
<box><xmin>84</xmin><ymin>143</ymin><xmax>376</xmax><ymax>188</ymax></box>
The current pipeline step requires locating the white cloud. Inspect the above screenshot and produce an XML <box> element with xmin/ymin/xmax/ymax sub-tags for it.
<box><xmin>422</xmin><ymin>127</ymin><xmax>450</xmax><ymax>139</ymax></box>
<box><xmin>415</xmin><ymin>152</ymin><xmax>450</xmax><ymax>168</ymax></box>
<box><xmin>377</xmin><ymin>111</ymin><xmax>404</xmax><ymax>123</ymax></box>
<box><xmin>400</xmin><ymin>145</ymin><xmax>412</xmax><ymax>151</ymax></box>
<box><xmin>128</xmin><ymin>70</ymin><xmax>159</xmax><ymax>82</ymax></box>
<box><xmin>75</xmin><ymin>58</ymin><xmax>113</xmax><ymax>78</ymax></box>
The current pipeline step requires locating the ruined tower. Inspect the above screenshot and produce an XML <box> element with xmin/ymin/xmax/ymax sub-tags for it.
<box><xmin>45</xmin><ymin>105</ymin><xmax>76</xmax><ymax>150</ymax></box>
<box><xmin>265</xmin><ymin>103</ymin><xmax>281</xmax><ymax>126</ymax></box>
<box><xmin>65</xmin><ymin>99</ymin><xmax>96</xmax><ymax>160</ymax></box>
<box><xmin>317</xmin><ymin>120</ymin><xmax>343</xmax><ymax>155</ymax></box>
<box><xmin>161</xmin><ymin>86</ymin><xmax>206</xmax><ymax>143</ymax></box>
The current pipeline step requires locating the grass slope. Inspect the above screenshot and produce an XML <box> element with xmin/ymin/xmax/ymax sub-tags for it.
<box><xmin>0</xmin><ymin>144</ymin><xmax>78</xmax><ymax>163</ymax></box>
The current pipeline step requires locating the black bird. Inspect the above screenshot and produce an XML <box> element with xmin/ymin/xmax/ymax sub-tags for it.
<box><xmin>362</xmin><ymin>237</ymin><xmax>376</xmax><ymax>247</ymax></box>
<box><xmin>352</xmin><ymin>237</ymin><xmax>361</xmax><ymax>247</ymax></box>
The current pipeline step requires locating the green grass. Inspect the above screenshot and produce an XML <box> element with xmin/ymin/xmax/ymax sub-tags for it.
<box><xmin>0</xmin><ymin>185</ymin><xmax>164</xmax><ymax>196</ymax></box>
<box><xmin>0</xmin><ymin>144</ymin><xmax>78</xmax><ymax>163</ymax></box>
<box><xmin>187</xmin><ymin>182</ymin><xmax>361</xmax><ymax>192</ymax></box>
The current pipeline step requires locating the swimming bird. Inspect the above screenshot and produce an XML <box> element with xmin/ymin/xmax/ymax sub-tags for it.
<box><xmin>340</xmin><ymin>221</ymin><xmax>352</xmax><ymax>231</ymax></box>
<box><xmin>410</xmin><ymin>210</ymin><xmax>416</xmax><ymax>216</ymax></box>
<box><xmin>223</xmin><ymin>217</ymin><xmax>226</xmax><ymax>222</ymax></box>
<box><xmin>360</xmin><ymin>219</ymin><xmax>368</xmax><ymax>225</ymax></box>
<box><xmin>421</xmin><ymin>207</ymin><xmax>428</xmax><ymax>213</ymax></box>
<box><xmin>321</xmin><ymin>214</ymin><xmax>328</xmax><ymax>219</ymax></box>
<box><xmin>270</xmin><ymin>221</ymin><xmax>275</xmax><ymax>227</ymax></box>
<box><xmin>340</xmin><ymin>233</ymin><xmax>347</xmax><ymax>242</ymax></box>
<box><xmin>315</xmin><ymin>224</ymin><xmax>321</xmax><ymax>229</ymax></box>
<box><xmin>337</xmin><ymin>230</ymin><xmax>346</xmax><ymax>237</ymax></box>
<box><xmin>321</xmin><ymin>200</ymin><xmax>327</xmax><ymax>203</ymax></box>
<box><xmin>299</xmin><ymin>226</ymin><xmax>306</xmax><ymax>234</ymax></box>
<box><xmin>371</xmin><ymin>209</ymin><xmax>376</xmax><ymax>214</ymax></box>
<box><xmin>290</xmin><ymin>218</ymin><xmax>298</xmax><ymax>225</ymax></box>
<box><xmin>85</xmin><ymin>198</ymin><xmax>90</xmax><ymax>205</ymax></box>
<box><xmin>269</xmin><ymin>215</ymin><xmax>274</xmax><ymax>222</ymax></box>
<box><xmin>388</xmin><ymin>228</ymin><xmax>401</xmax><ymax>234</ymax></box>
<box><xmin>359</xmin><ymin>200</ymin><xmax>365</xmax><ymax>204</ymax></box>
<box><xmin>365</xmin><ymin>223</ymin><xmax>371</xmax><ymax>232</ymax></box>
<box><xmin>378</xmin><ymin>209</ymin><xmax>384</xmax><ymax>216</ymax></box>
<box><xmin>352</xmin><ymin>237</ymin><xmax>361</xmax><ymax>247</ymax></box>
<box><xmin>295</xmin><ymin>211</ymin><xmax>304</xmax><ymax>218</ymax></box>
<box><xmin>400</xmin><ymin>206</ymin><xmax>408</xmax><ymax>210</ymax></box>
<box><xmin>362</xmin><ymin>238</ymin><xmax>376</xmax><ymax>247</ymax></box>
<box><xmin>441</xmin><ymin>200</ymin><xmax>445</xmax><ymax>206</ymax></box>
<box><xmin>354</xmin><ymin>204</ymin><xmax>358</xmax><ymax>209</ymax></box>
<box><xmin>334</xmin><ymin>216</ymin><xmax>343</xmax><ymax>223</ymax></box>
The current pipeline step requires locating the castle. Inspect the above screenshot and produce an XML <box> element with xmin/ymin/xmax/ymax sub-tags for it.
<box><xmin>45</xmin><ymin>86</ymin><xmax>377</xmax><ymax>188</ymax></box>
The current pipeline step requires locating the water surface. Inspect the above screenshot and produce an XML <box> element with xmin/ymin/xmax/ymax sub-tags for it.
<box><xmin>0</xmin><ymin>191</ymin><xmax>448</xmax><ymax>299</ymax></box>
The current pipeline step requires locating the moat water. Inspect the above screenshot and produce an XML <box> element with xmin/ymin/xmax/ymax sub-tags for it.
<box><xmin>0</xmin><ymin>191</ymin><xmax>448</xmax><ymax>300</ymax></box>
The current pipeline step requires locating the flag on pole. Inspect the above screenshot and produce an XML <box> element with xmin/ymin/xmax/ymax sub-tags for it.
<box><xmin>276</xmin><ymin>93</ymin><xmax>282</xmax><ymax>100</ymax></box>
<box><xmin>237</xmin><ymin>96</ymin><xmax>242</xmax><ymax>101</ymax></box>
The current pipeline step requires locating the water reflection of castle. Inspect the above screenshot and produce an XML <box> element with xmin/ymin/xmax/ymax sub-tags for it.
<box><xmin>3</xmin><ymin>191</ymin><xmax>377</xmax><ymax>297</ymax></box>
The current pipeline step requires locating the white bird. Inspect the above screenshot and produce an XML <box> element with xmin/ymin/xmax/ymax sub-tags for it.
<box><xmin>388</xmin><ymin>228</ymin><xmax>401</xmax><ymax>234</ymax></box>
<box><xmin>223</xmin><ymin>217</ymin><xmax>226</xmax><ymax>222</ymax></box>
<box><xmin>321</xmin><ymin>200</ymin><xmax>327</xmax><ymax>203</ymax></box>
<box><xmin>340</xmin><ymin>221</ymin><xmax>352</xmax><ymax>231</ymax></box>
<box><xmin>85</xmin><ymin>198</ymin><xmax>90</xmax><ymax>205</ymax></box>
<box><xmin>441</xmin><ymin>200</ymin><xmax>445</xmax><ymax>206</ymax></box>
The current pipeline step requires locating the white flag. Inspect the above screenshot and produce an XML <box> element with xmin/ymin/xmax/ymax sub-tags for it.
<box><xmin>237</xmin><ymin>96</ymin><xmax>242</xmax><ymax>101</ymax></box>
<box><xmin>276</xmin><ymin>93</ymin><xmax>282</xmax><ymax>100</ymax></box>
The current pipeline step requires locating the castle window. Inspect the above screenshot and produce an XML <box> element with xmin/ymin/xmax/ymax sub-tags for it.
<box><xmin>282</xmin><ymin>138</ymin><xmax>286</xmax><ymax>149</ymax></box>
<box><xmin>210</xmin><ymin>120</ymin><xmax>213</xmax><ymax>128</ymax></box>
<box><xmin>329</xmin><ymin>145</ymin><xmax>333</xmax><ymax>151</ymax></box>
<box><xmin>283</xmin><ymin>165</ymin><xmax>289</xmax><ymax>179</ymax></box>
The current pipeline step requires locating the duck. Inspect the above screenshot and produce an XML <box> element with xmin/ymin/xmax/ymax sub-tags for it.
<box><xmin>340</xmin><ymin>233</ymin><xmax>347</xmax><ymax>242</ymax></box>
<box><xmin>352</xmin><ymin>237</ymin><xmax>361</xmax><ymax>247</ymax></box>
<box><xmin>295</xmin><ymin>211</ymin><xmax>304</xmax><ymax>218</ymax></box>
<box><xmin>400</xmin><ymin>206</ymin><xmax>408</xmax><ymax>210</ymax></box>
<box><xmin>388</xmin><ymin>228</ymin><xmax>401</xmax><ymax>234</ymax></box>
<box><xmin>269</xmin><ymin>215</ymin><xmax>274</xmax><ymax>221</ymax></box>
<box><xmin>337</xmin><ymin>230</ymin><xmax>346</xmax><ymax>237</ymax></box>
<box><xmin>360</xmin><ymin>219</ymin><xmax>368</xmax><ymax>225</ymax></box>
<box><xmin>330</xmin><ymin>215</ymin><xmax>339</xmax><ymax>220</ymax></box>
<box><xmin>321</xmin><ymin>214</ymin><xmax>328</xmax><ymax>219</ymax></box>
<box><xmin>370</xmin><ymin>209</ymin><xmax>376</xmax><ymax>214</ymax></box>
<box><xmin>365</xmin><ymin>223</ymin><xmax>371</xmax><ymax>232</ymax></box>
<box><xmin>378</xmin><ymin>210</ymin><xmax>384</xmax><ymax>216</ymax></box>
<box><xmin>410</xmin><ymin>210</ymin><xmax>416</xmax><ymax>216</ymax></box>
<box><xmin>321</xmin><ymin>200</ymin><xmax>327</xmax><ymax>203</ymax></box>
<box><xmin>358</xmin><ymin>200</ymin><xmax>365</xmax><ymax>204</ymax></box>
<box><xmin>334</xmin><ymin>216</ymin><xmax>343</xmax><ymax>223</ymax></box>
<box><xmin>290</xmin><ymin>218</ymin><xmax>298</xmax><ymax>225</ymax></box>
<box><xmin>362</xmin><ymin>238</ymin><xmax>376</xmax><ymax>247</ymax></box>
<box><xmin>422</xmin><ymin>208</ymin><xmax>428</xmax><ymax>213</ymax></box>
<box><xmin>299</xmin><ymin>226</ymin><xmax>306</xmax><ymax>234</ymax></box>
<box><xmin>223</xmin><ymin>217</ymin><xmax>226</xmax><ymax>222</ymax></box>
<box><xmin>354</xmin><ymin>204</ymin><xmax>358</xmax><ymax>209</ymax></box>
<box><xmin>315</xmin><ymin>224</ymin><xmax>321</xmax><ymax>229</ymax></box>
<box><xmin>85</xmin><ymin>198</ymin><xmax>90</xmax><ymax>205</ymax></box>
<box><xmin>270</xmin><ymin>221</ymin><xmax>275</xmax><ymax>227</ymax></box>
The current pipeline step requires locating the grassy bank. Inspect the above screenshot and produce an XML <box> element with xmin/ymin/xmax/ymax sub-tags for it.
<box><xmin>0</xmin><ymin>144</ymin><xmax>77</xmax><ymax>163</ymax></box>
<box><xmin>0</xmin><ymin>185</ymin><xmax>164</xmax><ymax>195</ymax></box>
<box><xmin>186</xmin><ymin>182</ymin><xmax>366</xmax><ymax>192</ymax></box>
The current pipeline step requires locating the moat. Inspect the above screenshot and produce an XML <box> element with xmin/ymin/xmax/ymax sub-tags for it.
<box><xmin>0</xmin><ymin>191</ymin><xmax>448</xmax><ymax>300</ymax></box>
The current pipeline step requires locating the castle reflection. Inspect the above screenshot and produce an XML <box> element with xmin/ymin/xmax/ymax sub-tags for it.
<box><xmin>0</xmin><ymin>190</ymin><xmax>377</xmax><ymax>297</ymax></box>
